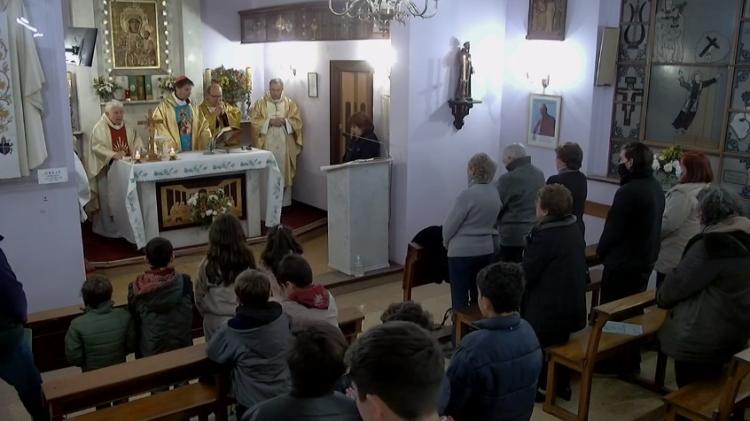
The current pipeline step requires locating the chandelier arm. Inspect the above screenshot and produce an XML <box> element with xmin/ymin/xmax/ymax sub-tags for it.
<box><xmin>407</xmin><ymin>0</ymin><xmax>438</xmax><ymax>18</ymax></box>
<box><xmin>328</xmin><ymin>0</ymin><xmax>358</xmax><ymax>17</ymax></box>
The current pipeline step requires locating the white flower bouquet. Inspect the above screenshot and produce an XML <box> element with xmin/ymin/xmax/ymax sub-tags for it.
<box><xmin>187</xmin><ymin>189</ymin><xmax>234</xmax><ymax>227</ymax></box>
<box><xmin>652</xmin><ymin>145</ymin><xmax>682</xmax><ymax>189</ymax></box>
<box><xmin>92</xmin><ymin>76</ymin><xmax>120</xmax><ymax>101</ymax></box>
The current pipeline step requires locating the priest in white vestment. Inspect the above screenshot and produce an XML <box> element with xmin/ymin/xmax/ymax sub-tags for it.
<box><xmin>0</xmin><ymin>0</ymin><xmax>47</xmax><ymax>179</ymax></box>
<box><xmin>249</xmin><ymin>79</ymin><xmax>303</xmax><ymax>206</ymax></box>
<box><xmin>86</xmin><ymin>100</ymin><xmax>143</xmax><ymax>235</ymax></box>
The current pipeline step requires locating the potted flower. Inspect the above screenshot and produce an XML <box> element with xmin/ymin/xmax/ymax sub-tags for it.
<box><xmin>652</xmin><ymin>145</ymin><xmax>683</xmax><ymax>191</ymax></box>
<box><xmin>92</xmin><ymin>76</ymin><xmax>120</xmax><ymax>101</ymax></box>
<box><xmin>211</xmin><ymin>66</ymin><xmax>252</xmax><ymax>106</ymax></box>
<box><xmin>186</xmin><ymin>189</ymin><xmax>234</xmax><ymax>227</ymax></box>
<box><xmin>157</xmin><ymin>75</ymin><xmax>176</xmax><ymax>97</ymax></box>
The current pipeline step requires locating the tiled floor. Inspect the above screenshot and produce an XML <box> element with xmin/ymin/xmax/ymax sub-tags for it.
<box><xmin>1</xmin><ymin>229</ymin><xmax>676</xmax><ymax>420</ymax></box>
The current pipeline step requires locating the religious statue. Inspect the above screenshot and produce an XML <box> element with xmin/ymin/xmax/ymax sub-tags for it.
<box><xmin>454</xmin><ymin>42</ymin><xmax>474</xmax><ymax>101</ymax></box>
<box><xmin>86</xmin><ymin>100</ymin><xmax>144</xmax><ymax>214</ymax></box>
<box><xmin>198</xmin><ymin>81</ymin><xmax>242</xmax><ymax>143</ymax></box>
<box><xmin>249</xmin><ymin>78</ymin><xmax>303</xmax><ymax>206</ymax></box>
<box><xmin>151</xmin><ymin>75</ymin><xmax>212</xmax><ymax>152</ymax></box>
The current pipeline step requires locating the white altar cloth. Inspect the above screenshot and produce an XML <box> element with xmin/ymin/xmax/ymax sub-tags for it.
<box><xmin>102</xmin><ymin>149</ymin><xmax>282</xmax><ymax>249</ymax></box>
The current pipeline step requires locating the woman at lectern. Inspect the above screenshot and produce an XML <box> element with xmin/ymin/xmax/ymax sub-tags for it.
<box><xmin>342</xmin><ymin>112</ymin><xmax>380</xmax><ymax>162</ymax></box>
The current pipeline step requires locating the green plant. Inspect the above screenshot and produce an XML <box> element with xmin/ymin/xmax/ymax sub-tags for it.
<box><xmin>211</xmin><ymin>66</ymin><xmax>251</xmax><ymax>104</ymax></box>
<box><xmin>157</xmin><ymin>75</ymin><xmax>176</xmax><ymax>93</ymax></box>
<box><xmin>92</xmin><ymin>76</ymin><xmax>120</xmax><ymax>100</ymax></box>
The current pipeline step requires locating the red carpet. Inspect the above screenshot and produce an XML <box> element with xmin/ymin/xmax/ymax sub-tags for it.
<box><xmin>83</xmin><ymin>201</ymin><xmax>327</xmax><ymax>263</ymax></box>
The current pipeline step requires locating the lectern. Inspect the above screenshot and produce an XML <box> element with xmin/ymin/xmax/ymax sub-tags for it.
<box><xmin>320</xmin><ymin>159</ymin><xmax>391</xmax><ymax>276</ymax></box>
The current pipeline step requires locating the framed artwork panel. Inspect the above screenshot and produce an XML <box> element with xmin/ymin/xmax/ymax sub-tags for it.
<box><xmin>527</xmin><ymin>0</ymin><xmax>567</xmax><ymax>41</ymax></box>
<box><xmin>528</xmin><ymin>94</ymin><xmax>562</xmax><ymax>149</ymax></box>
<box><xmin>107</xmin><ymin>0</ymin><xmax>168</xmax><ymax>75</ymax></box>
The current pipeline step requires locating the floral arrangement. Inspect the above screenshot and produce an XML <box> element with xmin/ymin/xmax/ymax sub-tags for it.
<box><xmin>187</xmin><ymin>189</ymin><xmax>234</xmax><ymax>226</ymax></box>
<box><xmin>157</xmin><ymin>75</ymin><xmax>176</xmax><ymax>93</ymax></box>
<box><xmin>652</xmin><ymin>145</ymin><xmax>683</xmax><ymax>188</ymax></box>
<box><xmin>92</xmin><ymin>76</ymin><xmax>120</xmax><ymax>101</ymax></box>
<box><xmin>211</xmin><ymin>66</ymin><xmax>252</xmax><ymax>104</ymax></box>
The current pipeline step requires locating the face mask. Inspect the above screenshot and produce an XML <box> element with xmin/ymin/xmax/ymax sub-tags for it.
<box><xmin>617</xmin><ymin>163</ymin><xmax>629</xmax><ymax>179</ymax></box>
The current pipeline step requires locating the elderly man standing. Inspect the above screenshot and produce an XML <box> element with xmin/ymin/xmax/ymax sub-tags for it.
<box><xmin>496</xmin><ymin>144</ymin><xmax>545</xmax><ymax>263</ymax></box>
<box><xmin>198</xmin><ymin>81</ymin><xmax>242</xmax><ymax>144</ymax></box>
<box><xmin>85</xmin><ymin>100</ymin><xmax>143</xmax><ymax>221</ymax></box>
<box><xmin>249</xmin><ymin>78</ymin><xmax>303</xmax><ymax>206</ymax></box>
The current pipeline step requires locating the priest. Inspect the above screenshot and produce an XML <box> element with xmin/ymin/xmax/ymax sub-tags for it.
<box><xmin>249</xmin><ymin>78</ymin><xmax>303</xmax><ymax>206</ymax></box>
<box><xmin>198</xmin><ymin>81</ymin><xmax>242</xmax><ymax>144</ymax></box>
<box><xmin>152</xmin><ymin>75</ymin><xmax>211</xmax><ymax>152</ymax></box>
<box><xmin>85</xmin><ymin>100</ymin><xmax>143</xmax><ymax>215</ymax></box>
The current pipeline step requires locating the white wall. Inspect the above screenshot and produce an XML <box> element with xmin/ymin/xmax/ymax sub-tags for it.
<box><xmin>0</xmin><ymin>0</ymin><xmax>86</xmax><ymax>312</ymax></box>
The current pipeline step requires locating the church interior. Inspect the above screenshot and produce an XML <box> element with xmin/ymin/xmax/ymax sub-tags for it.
<box><xmin>1</xmin><ymin>0</ymin><xmax>750</xmax><ymax>420</ymax></box>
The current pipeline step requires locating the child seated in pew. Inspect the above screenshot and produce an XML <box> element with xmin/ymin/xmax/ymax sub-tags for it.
<box><xmin>273</xmin><ymin>254</ymin><xmax>339</xmax><ymax>329</ymax></box>
<box><xmin>243</xmin><ymin>322</ymin><xmax>360</xmax><ymax>421</ymax></box>
<box><xmin>207</xmin><ymin>269</ymin><xmax>291</xmax><ymax>419</ymax></box>
<box><xmin>380</xmin><ymin>301</ymin><xmax>433</xmax><ymax>330</ymax></box>
<box><xmin>439</xmin><ymin>262</ymin><xmax>541</xmax><ymax>421</ymax></box>
<box><xmin>260</xmin><ymin>224</ymin><xmax>303</xmax><ymax>296</ymax></box>
<box><xmin>65</xmin><ymin>275</ymin><xmax>136</xmax><ymax>371</ymax></box>
<box><xmin>128</xmin><ymin>237</ymin><xmax>193</xmax><ymax>358</ymax></box>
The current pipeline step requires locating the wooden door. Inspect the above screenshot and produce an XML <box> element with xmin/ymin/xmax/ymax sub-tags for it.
<box><xmin>330</xmin><ymin>60</ymin><xmax>374</xmax><ymax>164</ymax></box>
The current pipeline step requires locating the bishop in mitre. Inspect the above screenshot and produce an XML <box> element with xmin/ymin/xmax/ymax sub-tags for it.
<box><xmin>86</xmin><ymin>100</ymin><xmax>143</xmax><ymax>236</ymax></box>
<box><xmin>199</xmin><ymin>81</ymin><xmax>242</xmax><ymax>145</ymax></box>
<box><xmin>249</xmin><ymin>79</ymin><xmax>303</xmax><ymax>206</ymax></box>
<box><xmin>152</xmin><ymin>75</ymin><xmax>211</xmax><ymax>152</ymax></box>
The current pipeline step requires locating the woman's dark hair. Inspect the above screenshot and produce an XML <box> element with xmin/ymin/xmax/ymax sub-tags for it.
<box><xmin>537</xmin><ymin>184</ymin><xmax>573</xmax><ymax>217</ymax></box>
<box><xmin>205</xmin><ymin>214</ymin><xmax>256</xmax><ymax>286</ymax></box>
<box><xmin>680</xmin><ymin>151</ymin><xmax>714</xmax><ymax>184</ymax></box>
<box><xmin>622</xmin><ymin>142</ymin><xmax>654</xmax><ymax>174</ymax></box>
<box><xmin>555</xmin><ymin>142</ymin><xmax>583</xmax><ymax>170</ymax></box>
<box><xmin>261</xmin><ymin>225</ymin><xmax>303</xmax><ymax>276</ymax></box>
<box><xmin>349</xmin><ymin>112</ymin><xmax>374</xmax><ymax>133</ymax></box>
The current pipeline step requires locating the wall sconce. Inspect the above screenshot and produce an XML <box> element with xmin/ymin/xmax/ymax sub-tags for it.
<box><xmin>290</xmin><ymin>65</ymin><xmax>297</xmax><ymax>77</ymax></box>
<box><xmin>526</xmin><ymin>72</ymin><xmax>551</xmax><ymax>94</ymax></box>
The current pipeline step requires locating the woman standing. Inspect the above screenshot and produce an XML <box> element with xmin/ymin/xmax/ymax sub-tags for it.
<box><xmin>342</xmin><ymin>112</ymin><xmax>380</xmax><ymax>162</ymax></box>
<box><xmin>194</xmin><ymin>214</ymin><xmax>257</xmax><ymax>340</ymax></box>
<box><xmin>443</xmin><ymin>153</ymin><xmax>501</xmax><ymax>324</ymax></box>
<box><xmin>655</xmin><ymin>152</ymin><xmax>713</xmax><ymax>288</ymax></box>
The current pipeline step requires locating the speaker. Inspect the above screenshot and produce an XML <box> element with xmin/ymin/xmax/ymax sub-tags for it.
<box><xmin>595</xmin><ymin>27</ymin><xmax>619</xmax><ymax>86</ymax></box>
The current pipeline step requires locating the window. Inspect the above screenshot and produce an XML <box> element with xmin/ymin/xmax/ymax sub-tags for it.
<box><xmin>609</xmin><ymin>0</ymin><xmax>750</xmax><ymax>199</ymax></box>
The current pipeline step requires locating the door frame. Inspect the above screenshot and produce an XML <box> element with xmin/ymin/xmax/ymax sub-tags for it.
<box><xmin>330</xmin><ymin>60</ymin><xmax>374</xmax><ymax>164</ymax></box>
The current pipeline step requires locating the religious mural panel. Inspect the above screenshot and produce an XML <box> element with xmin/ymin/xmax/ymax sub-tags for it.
<box><xmin>721</xmin><ymin>156</ymin><xmax>750</xmax><ymax>200</ymax></box>
<box><xmin>645</xmin><ymin>65</ymin><xmax>727</xmax><ymax>149</ymax></box>
<box><xmin>108</xmin><ymin>0</ymin><xmax>167</xmax><ymax>75</ymax></box>
<box><xmin>526</xmin><ymin>0</ymin><xmax>567</xmax><ymax>40</ymax></box>
<box><xmin>622</xmin><ymin>0</ymin><xmax>651</xmax><ymax>23</ymax></box>
<box><xmin>616</xmin><ymin>66</ymin><xmax>646</xmax><ymax>102</ymax></box>
<box><xmin>726</xmin><ymin>111</ymin><xmax>750</xmax><ymax>154</ymax></box>
<box><xmin>612</xmin><ymin>102</ymin><xmax>642</xmax><ymax>140</ymax></box>
<box><xmin>156</xmin><ymin>174</ymin><xmax>246</xmax><ymax>231</ymax></box>
<box><xmin>737</xmin><ymin>24</ymin><xmax>750</xmax><ymax>64</ymax></box>
<box><xmin>619</xmin><ymin>23</ymin><xmax>649</xmax><ymax>62</ymax></box>
<box><xmin>731</xmin><ymin>68</ymin><xmax>750</xmax><ymax>110</ymax></box>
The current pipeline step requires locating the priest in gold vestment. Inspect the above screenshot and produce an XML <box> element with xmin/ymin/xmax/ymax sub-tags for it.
<box><xmin>198</xmin><ymin>82</ymin><xmax>242</xmax><ymax>145</ymax></box>
<box><xmin>249</xmin><ymin>78</ymin><xmax>303</xmax><ymax>206</ymax></box>
<box><xmin>152</xmin><ymin>75</ymin><xmax>211</xmax><ymax>152</ymax></box>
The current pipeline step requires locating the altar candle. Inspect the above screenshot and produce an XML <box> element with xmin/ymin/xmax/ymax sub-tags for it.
<box><xmin>169</xmin><ymin>147</ymin><xmax>176</xmax><ymax>157</ymax></box>
<box><xmin>135</xmin><ymin>150</ymin><xmax>141</xmax><ymax>160</ymax></box>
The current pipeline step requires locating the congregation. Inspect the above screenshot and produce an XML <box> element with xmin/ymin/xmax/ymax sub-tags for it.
<box><xmin>2</xmin><ymin>139</ymin><xmax>750</xmax><ymax>421</ymax></box>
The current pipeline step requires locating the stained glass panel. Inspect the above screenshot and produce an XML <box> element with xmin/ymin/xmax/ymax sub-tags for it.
<box><xmin>616</xmin><ymin>66</ymin><xmax>646</xmax><ymax>103</ymax></box>
<box><xmin>612</xmin><ymin>102</ymin><xmax>642</xmax><ymax>139</ymax></box>
<box><xmin>720</xmin><ymin>157</ymin><xmax>750</xmax><ymax>200</ymax></box>
<box><xmin>619</xmin><ymin>24</ymin><xmax>649</xmax><ymax>62</ymax></box>
<box><xmin>623</xmin><ymin>0</ymin><xmax>651</xmax><ymax>23</ymax></box>
<box><xmin>726</xmin><ymin>112</ymin><xmax>750</xmax><ymax>153</ymax></box>
<box><xmin>738</xmin><ymin>24</ymin><xmax>750</xmax><ymax>64</ymax></box>
<box><xmin>731</xmin><ymin>68</ymin><xmax>750</xmax><ymax>109</ymax></box>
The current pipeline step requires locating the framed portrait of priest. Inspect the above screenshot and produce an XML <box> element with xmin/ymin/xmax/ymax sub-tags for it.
<box><xmin>106</xmin><ymin>0</ymin><xmax>168</xmax><ymax>75</ymax></box>
<box><xmin>527</xmin><ymin>94</ymin><xmax>561</xmax><ymax>149</ymax></box>
<box><xmin>526</xmin><ymin>0</ymin><xmax>567</xmax><ymax>41</ymax></box>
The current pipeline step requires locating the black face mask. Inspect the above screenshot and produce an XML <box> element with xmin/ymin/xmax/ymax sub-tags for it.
<box><xmin>617</xmin><ymin>163</ymin><xmax>630</xmax><ymax>179</ymax></box>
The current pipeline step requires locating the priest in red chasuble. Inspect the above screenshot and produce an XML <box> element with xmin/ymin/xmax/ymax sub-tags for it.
<box><xmin>85</xmin><ymin>99</ymin><xmax>144</xmax><ymax>214</ymax></box>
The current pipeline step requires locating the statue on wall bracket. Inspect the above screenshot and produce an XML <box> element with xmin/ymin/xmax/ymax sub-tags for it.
<box><xmin>448</xmin><ymin>41</ymin><xmax>482</xmax><ymax>130</ymax></box>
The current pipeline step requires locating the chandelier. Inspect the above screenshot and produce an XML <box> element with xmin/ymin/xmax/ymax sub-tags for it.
<box><xmin>328</xmin><ymin>0</ymin><xmax>438</xmax><ymax>31</ymax></box>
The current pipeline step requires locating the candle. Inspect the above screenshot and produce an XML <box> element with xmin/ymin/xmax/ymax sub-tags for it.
<box><xmin>246</xmin><ymin>66</ymin><xmax>253</xmax><ymax>93</ymax></box>
<box><xmin>169</xmin><ymin>147</ymin><xmax>176</xmax><ymax>159</ymax></box>
<box><xmin>135</xmin><ymin>150</ymin><xmax>141</xmax><ymax>160</ymax></box>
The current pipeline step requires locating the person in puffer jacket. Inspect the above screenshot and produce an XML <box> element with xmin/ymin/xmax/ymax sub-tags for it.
<box><xmin>207</xmin><ymin>269</ymin><xmax>291</xmax><ymax>419</ymax></box>
<box><xmin>273</xmin><ymin>254</ymin><xmax>339</xmax><ymax>329</ymax></box>
<box><xmin>128</xmin><ymin>237</ymin><xmax>193</xmax><ymax>357</ymax></box>
<box><xmin>65</xmin><ymin>274</ymin><xmax>136</xmax><ymax>371</ymax></box>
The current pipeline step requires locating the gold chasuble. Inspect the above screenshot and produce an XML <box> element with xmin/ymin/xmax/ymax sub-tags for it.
<box><xmin>85</xmin><ymin>114</ymin><xmax>143</xmax><ymax>213</ymax></box>
<box><xmin>198</xmin><ymin>101</ymin><xmax>242</xmax><ymax>144</ymax></box>
<box><xmin>249</xmin><ymin>95</ymin><xmax>303</xmax><ymax>188</ymax></box>
<box><xmin>152</xmin><ymin>93</ymin><xmax>211</xmax><ymax>151</ymax></box>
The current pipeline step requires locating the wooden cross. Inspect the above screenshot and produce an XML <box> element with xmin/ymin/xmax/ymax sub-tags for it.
<box><xmin>137</xmin><ymin>109</ymin><xmax>164</xmax><ymax>161</ymax></box>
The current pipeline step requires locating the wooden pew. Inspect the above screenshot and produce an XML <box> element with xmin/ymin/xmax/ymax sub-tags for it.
<box><xmin>543</xmin><ymin>290</ymin><xmax>668</xmax><ymax>421</ymax></box>
<box><xmin>663</xmin><ymin>348</ymin><xmax>750</xmax><ymax>421</ymax></box>
<box><xmin>402</xmin><ymin>242</ymin><xmax>441</xmax><ymax>301</ymax></box>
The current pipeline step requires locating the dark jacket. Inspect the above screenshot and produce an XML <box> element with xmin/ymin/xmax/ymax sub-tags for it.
<box><xmin>522</xmin><ymin>215</ymin><xmax>587</xmax><ymax>335</ymax></box>
<box><xmin>65</xmin><ymin>302</ymin><xmax>136</xmax><ymax>371</ymax></box>
<box><xmin>547</xmin><ymin>169</ymin><xmax>588</xmax><ymax>236</ymax></box>
<box><xmin>657</xmin><ymin>216</ymin><xmax>750</xmax><ymax>364</ymax></box>
<box><xmin>243</xmin><ymin>392</ymin><xmax>361</xmax><ymax>421</ymax></box>
<box><xmin>127</xmin><ymin>272</ymin><xmax>194</xmax><ymax>357</ymax></box>
<box><xmin>342</xmin><ymin>130</ymin><xmax>380</xmax><ymax>162</ymax></box>
<box><xmin>496</xmin><ymin>157</ymin><xmax>546</xmax><ymax>247</ymax></box>
<box><xmin>0</xmin><ymin>244</ymin><xmax>27</xmax><ymax>351</ymax></box>
<box><xmin>412</xmin><ymin>226</ymin><xmax>449</xmax><ymax>284</ymax></box>
<box><xmin>439</xmin><ymin>314</ymin><xmax>541</xmax><ymax>421</ymax></box>
<box><xmin>207</xmin><ymin>302</ymin><xmax>292</xmax><ymax>408</ymax></box>
<box><xmin>597</xmin><ymin>168</ymin><xmax>665</xmax><ymax>271</ymax></box>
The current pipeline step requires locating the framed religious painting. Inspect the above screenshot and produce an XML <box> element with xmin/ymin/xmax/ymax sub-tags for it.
<box><xmin>105</xmin><ymin>0</ymin><xmax>168</xmax><ymax>75</ymax></box>
<box><xmin>527</xmin><ymin>94</ymin><xmax>562</xmax><ymax>149</ymax></box>
<box><xmin>526</xmin><ymin>0</ymin><xmax>567</xmax><ymax>40</ymax></box>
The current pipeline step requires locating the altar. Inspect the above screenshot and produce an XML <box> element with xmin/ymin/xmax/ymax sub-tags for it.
<box><xmin>94</xmin><ymin>149</ymin><xmax>282</xmax><ymax>249</ymax></box>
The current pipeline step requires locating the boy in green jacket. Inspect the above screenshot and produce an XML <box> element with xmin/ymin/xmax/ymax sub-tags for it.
<box><xmin>65</xmin><ymin>275</ymin><xmax>136</xmax><ymax>371</ymax></box>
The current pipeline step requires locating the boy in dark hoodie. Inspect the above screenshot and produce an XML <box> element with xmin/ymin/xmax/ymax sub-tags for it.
<box><xmin>0</xmin><ymin>237</ymin><xmax>49</xmax><ymax>420</ymax></box>
<box><xmin>207</xmin><ymin>269</ymin><xmax>291</xmax><ymax>418</ymax></box>
<box><xmin>274</xmin><ymin>254</ymin><xmax>338</xmax><ymax>329</ymax></box>
<box><xmin>127</xmin><ymin>237</ymin><xmax>193</xmax><ymax>357</ymax></box>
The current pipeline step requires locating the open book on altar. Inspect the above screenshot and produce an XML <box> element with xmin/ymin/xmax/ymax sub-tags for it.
<box><xmin>214</xmin><ymin>126</ymin><xmax>242</xmax><ymax>147</ymax></box>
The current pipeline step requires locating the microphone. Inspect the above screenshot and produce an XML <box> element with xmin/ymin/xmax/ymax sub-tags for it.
<box><xmin>341</xmin><ymin>131</ymin><xmax>384</xmax><ymax>145</ymax></box>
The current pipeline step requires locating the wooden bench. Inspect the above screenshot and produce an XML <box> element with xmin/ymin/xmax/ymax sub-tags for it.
<box><xmin>338</xmin><ymin>306</ymin><xmax>365</xmax><ymax>344</ymax></box>
<box><xmin>544</xmin><ymin>290</ymin><xmax>668</xmax><ymax>421</ymax></box>
<box><xmin>663</xmin><ymin>348</ymin><xmax>750</xmax><ymax>421</ymax></box>
<box><xmin>43</xmin><ymin>343</ymin><xmax>228</xmax><ymax>420</ymax></box>
<box><xmin>402</xmin><ymin>242</ymin><xmax>440</xmax><ymax>301</ymax></box>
